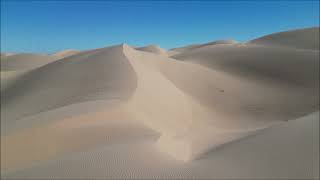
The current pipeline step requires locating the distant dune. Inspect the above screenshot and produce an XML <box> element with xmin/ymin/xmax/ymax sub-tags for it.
<box><xmin>0</xmin><ymin>53</ymin><xmax>59</xmax><ymax>71</ymax></box>
<box><xmin>169</xmin><ymin>39</ymin><xmax>238</xmax><ymax>56</ymax></box>
<box><xmin>1</xmin><ymin>27</ymin><xmax>319</xmax><ymax>179</ymax></box>
<box><xmin>52</xmin><ymin>49</ymin><xmax>80</xmax><ymax>58</ymax></box>
<box><xmin>250</xmin><ymin>27</ymin><xmax>319</xmax><ymax>50</ymax></box>
<box><xmin>0</xmin><ymin>51</ymin><xmax>81</xmax><ymax>91</ymax></box>
<box><xmin>136</xmin><ymin>45</ymin><xmax>167</xmax><ymax>55</ymax></box>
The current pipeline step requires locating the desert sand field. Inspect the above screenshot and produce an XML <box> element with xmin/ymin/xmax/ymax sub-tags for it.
<box><xmin>1</xmin><ymin>27</ymin><xmax>319</xmax><ymax>179</ymax></box>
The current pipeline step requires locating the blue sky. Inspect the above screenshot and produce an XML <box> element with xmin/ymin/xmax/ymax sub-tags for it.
<box><xmin>1</xmin><ymin>1</ymin><xmax>319</xmax><ymax>53</ymax></box>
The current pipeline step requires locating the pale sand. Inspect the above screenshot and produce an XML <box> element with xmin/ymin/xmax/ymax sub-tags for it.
<box><xmin>169</xmin><ymin>39</ymin><xmax>238</xmax><ymax>56</ymax></box>
<box><xmin>51</xmin><ymin>49</ymin><xmax>80</xmax><ymax>59</ymax></box>
<box><xmin>0</xmin><ymin>52</ymin><xmax>78</xmax><ymax>91</ymax></box>
<box><xmin>1</xmin><ymin>27</ymin><xmax>319</xmax><ymax>179</ymax></box>
<box><xmin>1</xmin><ymin>53</ymin><xmax>59</xmax><ymax>71</ymax></box>
<box><xmin>250</xmin><ymin>26</ymin><xmax>319</xmax><ymax>50</ymax></box>
<box><xmin>2</xmin><ymin>112</ymin><xmax>318</xmax><ymax>179</ymax></box>
<box><xmin>0</xmin><ymin>70</ymin><xmax>27</xmax><ymax>91</ymax></box>
<box><xmin>135</xmin><ymin>44</ymin><xmax>167</xmax><ymax>55</ymax></box>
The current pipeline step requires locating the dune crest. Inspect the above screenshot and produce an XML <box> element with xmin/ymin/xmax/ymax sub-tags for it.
<box><xmin>1</xmin><ymin>53</ymin><xmax>59</xmax><ymax>72</ymax></box>
<box><xmin>249</xmin><ymin>27</ymin><xmax>319</xmax><ymax>50</ymax></box>
<box><xmin>122</xmin><ymin>36</ymin><xmax>318</xmax><ymax>160</ymax></box>
<box><xmin>1</xmin><ymin>45</ymin><xmax>137</xmax><ymax>127</ymax></box>
<box><xmin>169</xmin><ymin>39</ymin><xmax>238</xmax><ymax>56</ymax></box>
<box><xmin>135</xmin><ymin>45</ymin><xmax>167</xmax><ymax>55</ymax></box>
<box><xmin>1</xmin><ymin>27</ymin><xmax>319</xmax><ymax>177</ymax></box>
<box><xmin>52</xmin><ymin>49</ymin><xmax>80</xmax><ymax>58</ymax></box>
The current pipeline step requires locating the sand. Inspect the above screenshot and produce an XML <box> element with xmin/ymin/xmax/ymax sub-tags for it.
<box><xmin>250</xmin><ymin>27</ymin><xmax>319</xmax><ymax>50</ymax></box>
<box><xmin>135</xmin><ymin>45</ymin><xmax>167</xmax><ymax>55</ymax></box>
<box><xmin>168</xmin><ymin>39</ymin><xmax>238</xmax><ymax>56</ymax></box>
<box><xmin>3</xmin><ymin>112</ymin><xmax>318</xmax><ymax>179</ymax></box>
<box><xmin>1</xmin><ymin>27</ymin><xmax>319</xmax><ymax>179</ymax></box>
<box><xmin>52</xmin><ymin>49</ymin><xmax>80</xmax><ymax>59</ymax></box>
<box><xmin>1</xmin><ymin>53</ymin><xmax>60</xmax><ymax>72</ymax></box>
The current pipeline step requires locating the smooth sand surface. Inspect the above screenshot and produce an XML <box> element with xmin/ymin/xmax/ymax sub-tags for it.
<box><xmin>1</xmin><ymin>27</ymin><xmax>319</xmax><ymax>179</ymax></box>
<box><xmin>0</xmin><ymin>70</ymin><xmax>27</xmax><ymax>91</ymax></box>
<box><xmin>169</xmin><ymin>39</ymin><xmax>238</xmax><ymax>56</ymax></box>
<box><xmin>2</xmin><ymin>112</ymin><xmax>318</xmax><ymax>179</ymax></box>
<box><xmin>52</xmin><ymin>49</ymin><xmax>80</xmax><ymax>58</ymax></box>
<box><xmin>0</xmin><ymin>52</ymin><xmax>74</xmax><ymax>91</ymax></box>
<box><xmin>1</xmin><ymin>46</ymin><xmax>137</xmax><ymax>124</ymax></box>
<box><xmin>1</xmin><ymin>53</ymin><xmax>61</xmax><ymax>71</ymax></box>
<box><xmin>135</xmin><ymin>44</ymin><xmax>167</xmax><ymax>55</ymax></box>
<box><xmin>250</xmin><ymin>27</ymin><xmax>319</xmax><ymax>50</ymax></box>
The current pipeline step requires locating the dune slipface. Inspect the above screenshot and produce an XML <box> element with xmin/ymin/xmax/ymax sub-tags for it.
<box><xmin>1</xmin><ymin>27</ymin><xmax>319</xmax><ymax>179</ymax></box>
<box><xmin>0</xmin><ymin>52</ymin><xmax>71</xmax><ymax>92</ymax></box>
<box><xmin>1</xmin><ymin>45</ymin><xmax>137</xmax><ymax>133</ymax></box>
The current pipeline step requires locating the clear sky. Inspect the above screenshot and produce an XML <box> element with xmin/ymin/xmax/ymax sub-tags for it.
<box><xmin>1</xmin><ymin>1</ymin><xmax>319</xmax><ymax>53</ymax></box>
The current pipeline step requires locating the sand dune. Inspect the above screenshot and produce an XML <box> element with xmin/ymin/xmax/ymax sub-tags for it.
<box><xmin>0</xmin><ymin>53</ymin><xmax>61</xmax><ymax>72</ymax></box>
<box><xmin>1</xmin><ymin>49</ymin><xmax>80</xmax><ymax>73</ymax></box>
<box><xmin>125</xmin><ymin>38</ymin><xmax>318</xmax><ymax>160</ymax></box>
<box><xmin>1</xmin><ymin>45</ymin><xmax>136</xmax><ymax>127</ymax></box>
<box><xmin>1</xmin><ymin>27</ymin><xmax>319</xmax><ymax>179</ymax></box>
<box><xmin>169</xmin><ymin>39</ymin><xmax>238</xmax><ymax>56</ymax></box>
<box><xmin>3</xmin><ymin>112</ymin><xmax>318</xmax><ymax>179</ymax></box>
<box><xmin>250</xmin><ymin>27</ymin><xmax>319</xmax><ymax>50</ymax></box>
<box><xmin>0</xmin><ymin>71</ymin><xmax>27</xmax><ymax>91</ymax></box>
<box><xmin>1</xmin><ymin>53</ymin><xmax>66</xmax><ymax>91</ymax></box>
<box><xmin>52</xmin><ymin>49</ymin><xmax>80</xmax><ymax>58</ymax></box>
<box><xmin>135</xmin><ymin>45</ymin><xmax>167</xmax><ymax>55</ymax></box>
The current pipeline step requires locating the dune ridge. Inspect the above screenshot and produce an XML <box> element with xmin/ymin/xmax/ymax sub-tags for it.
<box><xmin>135</xmin><ymin>45</ymin><xmax>167</xmax><ymax>55</ymax></box>
<box><xmin>1</xmin><ymin>27</ymin><xmax>319</xmax><ymax>178</ymax></box>
<box><xmin>1</xmin><ymin>53</ymin><xmax>59</xmax><ymax>72</ymax></box>
<box><xmin>249</xmin><ymin>27</ymin><xmax>319</xmax><ymax>50</ymax></box>
<box><xmin>52</xmin><ymin>49</ymin><xmax>80</xmax><ymax>58</ymax></box>
<box><xmin>169</xmin><ymin>39</ymin><xmax>238</xmax><ymax>56</ymax></box>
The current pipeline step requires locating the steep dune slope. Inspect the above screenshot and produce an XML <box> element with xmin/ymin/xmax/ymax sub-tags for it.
<box><xmin>1</xmin><ymin>45</ymin><xmax>137</xmax><ymax>132</ymax></box>
<box><xmin>1</xmin><ymin>27</ymin><xmax>319</xmax><ymax>177</ymax></box>
<box><xmin>123</xmin><ymin>42</ymin><xmax>318</xmax><ymax>160</ymax></box>
<box><xmin>2</xmin><ymin>36</ymin><xmax>318</xmax><ymax>163</ymax></box>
